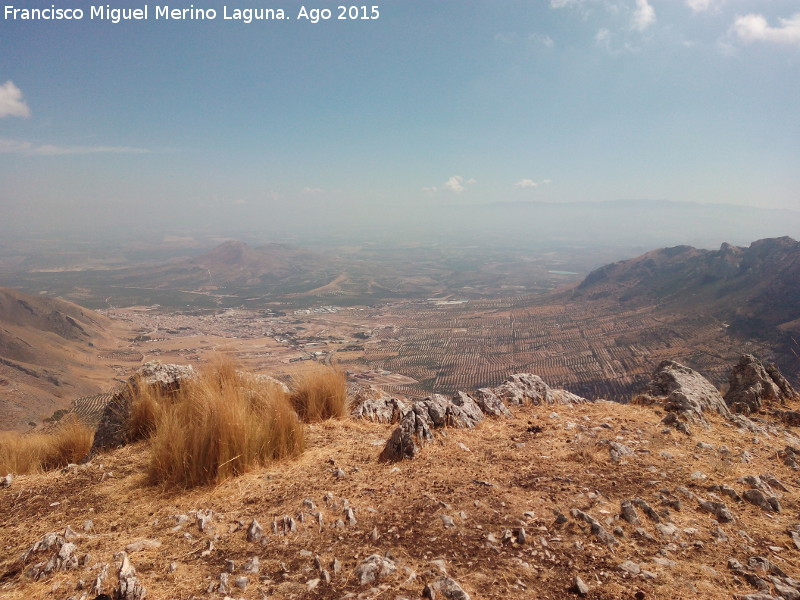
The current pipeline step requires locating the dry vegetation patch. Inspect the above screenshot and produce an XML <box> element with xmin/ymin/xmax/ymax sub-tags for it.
<box><xmin>0</xmin><ymin>417</ymin><xmax>93</xmax><ymax>475</ymax></box>
<box><xmin>290</xmin><ymin>366</ymin><xmax>348</xmax><ymax>422</ymax></box>
<box><xmin>147</xmin><ymin>361</ymin><xmax>305</xmax><ymax>488</ymax></box>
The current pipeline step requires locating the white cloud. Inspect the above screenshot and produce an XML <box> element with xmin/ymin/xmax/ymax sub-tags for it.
<box><xmin>731</xmin><ymin>13</ymin><xmax>800</xmax><ymax>46</ymax></box>
<box><xmin>516</xmin><ymin>179</ymin><xmax>538</xmax><ymax>189</ymax></box>
<box><xmin>530</xmin><ymin>33</ymin><xmax>555</xmax><ymax>48</ymax></box>
<box><xmin>425</xmin><ymin>175</ymin><xmax>476</xmax><ymax>195</ymax></box>
<box><xmin>302</xmin><ymin>187</ymin><xmax>324</xmax><ymax>194</ymax></box>
<box><xmin>516</xmin><ymin>178</ymin><xmax>552</xmax><ymax>189</ymax></box>
<box><xmin>0</xmin><ymin>81</ymin><xmax>31</xmax><ymax>118</ymax></box>
<box><xmin>495</xmin><ymin>32</ymin><xmax>555</xmax><ymax>49</ymax></box>
<box><xmin>595</xmin><ymin>27</ymin><xmax>612</xmax><ymax>49</ymax></box>
<box><xmin>444</xmin><ymin>176</ymin><xmax>467</xmax><ymax>193</ymax></box>
<box><xmin>0</xmin><ymin>137</ymin><xmax>148</xmax><ymax>156</ymax></box>
<box><xmin>631</xmin><ymin>0</ymin><xmax>655</xmax><ymax>31</ymax></box>
<box><xmin>685</xmin><ymin>0</ymin><xmax>722</xmax><ymax>13</ymax></box>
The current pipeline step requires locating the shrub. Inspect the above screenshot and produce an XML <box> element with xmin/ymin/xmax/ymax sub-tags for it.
<box><xmin>290</xmin><ymin>366</ymin><xmax>348</xmax><ymax>422</ymax></box>
<box><xmin>0</xmin><ymin>416</ymin><xmax>94</xmax><ymax>475</ymax></box>
<box><xmin>147</xmin><ymin>362</ymin><xmax>304</xmax><ymax>488</ymax></box>
<box><xmin>125</xmin><ymin>377</ymin><xmax>169</xmax><ymax>442</ymax></box>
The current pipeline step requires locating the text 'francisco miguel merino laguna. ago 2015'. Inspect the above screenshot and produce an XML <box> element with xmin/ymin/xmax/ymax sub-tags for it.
<box><xmin>3</xmin><ymin>5</ymin><xmax>381</xmax><ymax>24</ymax></box>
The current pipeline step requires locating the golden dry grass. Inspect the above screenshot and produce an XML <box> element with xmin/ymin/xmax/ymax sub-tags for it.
<box><xmin>147</xmin><ymin>361</ymin><xmax>305</xmax><ymax>488</ymax></box>
<box><xmin>0</xmin><ymin>416</ymin><xmax>94</xmax><ymax>475</ymax></box>
<box><xmin>125</xmin><ymin>378</ymin><xmax>168</xmax><ymax>442</ymax></box>
<box><xmin>289</xmin><ymin>365</ymin><xmax>348</xmax><ymax>422</ymax></box>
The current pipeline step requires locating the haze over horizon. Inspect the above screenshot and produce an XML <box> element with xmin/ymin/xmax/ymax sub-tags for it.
<box><xmin>1</xmin><ymin>0</ymin><xmax>798</xmax><ymax>239</ymax></box>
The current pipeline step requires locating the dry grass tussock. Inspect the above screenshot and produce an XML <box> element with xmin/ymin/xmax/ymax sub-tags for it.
<box><xmin>125</xmin><ymin>377</ymin><xmax>170</xmax><ymax>442</ymax></box>
<box><xmin>0</xmin><ymin>416</ymin><xmax>94</xmax><ymax>475</ymax></box>
<box><xmin>290</xmin><ymin>365</ymin><xmax>348</xmax><ymax>422</ymax></box>
<box><xmin>147</xmin><ymin>360</ymin><xmax>305</xmax><ymax>488</ymax></box>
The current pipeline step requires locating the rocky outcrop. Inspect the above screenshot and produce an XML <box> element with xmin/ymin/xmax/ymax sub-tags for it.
<box><xmin>89</xmin><ymin>362</ymin><xmax>195</xmax><ymax>454</ymax></box>
<box><xmin>350</xmin><ymin>385</ymin><xmax>410</xmax><ymax>423</ymax></box>
<box><xmin>380</xmin><ymin>374</ymin><xmax>588</xmax><ymax>461</ymax></box>
<box><xmin>354</xmin><ymin>554</ymin><xmax>396</xmax><ymax>584</ymax></box>
<box><xmin>22</xmin><ymin>531</ymin><xmax>79</xmax><ymax>580</ymax></box>
<box><xmin>644</xmin><ymin>360</ymin><xmax>730</xmax><ymax>421</ymax></box>
<box><xmin>725</xmin><ymin>355</ymin><xmax>797</xmax><ymax>414</ymax></box>
<box><xmin>116</xmin><ymin>552</ymin><xmax>146</xmax><ymax>600</ymax></box>
<box><xmin>380</xmin><ymin>394</ymin><xmax>483</xmax><ymax>461</ymax></box>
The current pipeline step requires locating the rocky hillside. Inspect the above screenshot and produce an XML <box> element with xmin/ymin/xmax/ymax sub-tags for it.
<box><xmin>574</xmin><ymin>236</ymin><xmax>800</xmax><ymax>381</ymax></box>
<box><xmin>576</xmin><ymin>237</ymin><xmax>800</xmax><ymax>330</ymax></box>
<box><xmin>3</xmin><ymin>358</ymin><xmax>800</xmax><ymax>600</ymax></box>
<box><xmin>0</xmin><ymin>288</ymin><xmax>127</xmax><ymax>430</ymax></box>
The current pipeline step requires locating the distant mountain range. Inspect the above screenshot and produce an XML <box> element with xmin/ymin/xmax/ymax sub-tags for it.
<box><xmin>573</xmin><ymin>236</ymin><xmax>800</xmax><ymax>380</ymax></box>
<box><xmin>125</xmin><ymin>240</ymin><xmax>328</xmax><ymax>289</ymax></box>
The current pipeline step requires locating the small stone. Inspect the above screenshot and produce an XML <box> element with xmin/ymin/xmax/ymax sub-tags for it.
<box><xmin>516</xmin><ymin>528</ymin><xmax>527</xmax><ymax>544</ymax></box>
<box><xmin>657</xmin><ymin>523</ymin><xmax>679</xmax><ymax>538</ymax></box>
<box><xmin>124</xmin><ymin>539</ymin><xmax>161</xmax><ymax>554</ymax></box>
<box><xmin>711</xmin><ymin>527</ymin><xmax>729</xmax><ymax>542</ymax></box>
<box><xmin>246</xmin><ymin>518</ymin><xmax>263</xmax><ymax>542</ymax></box>
<box><xmin>83</xmin><ymin>520</ymin><xmax>94</xmax><ymax>533</ymax></box>
<box><xmin>573</xmin><ymin>574</ymin><xmax>590</xmax><ymax>596</ymax></box>
<box><xmin>218</xmin><ymin>572</ymin><xmax>230</xmax><ymax>594</ymax></box>
<box><xmin>234</xmin><ymin>576</ymin><xmax>248</xmax><ymax>590</ymax></box>
<box><xmin>440</xmin><ymin>515</ymin><xmax>455</xmax><ymax>528</ymax></box>
<box><xmin>345</xmin><ymin>507</ymin><xmax>357</xmax><ymax>526</ymax></box>
<box><xmin>423</xmin><ymin>576</ymin><xmax>471</xmax><ymax>600</ymax></box>
<box><xmin>620</xmin><ymin>560</ymin><xmax>641</xmax><ymax>575</ymax></box>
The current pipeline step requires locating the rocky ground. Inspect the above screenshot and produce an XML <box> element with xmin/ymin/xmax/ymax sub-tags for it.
<box><xmin>2</xmin><ymin>361</ymin><xmax>800</xmax><ymax>600</ymax></box>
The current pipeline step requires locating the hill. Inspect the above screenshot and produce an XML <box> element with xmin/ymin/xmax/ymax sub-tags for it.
<box><xmin>0</xmin><ymin>288</ymin><xmax>130</xmax><ymax>430</ymax></box>
<box><xmin>3</xmin><ymin>365</ymin><xmax>800</xmax><ymax>599</ymax></box>
<box><xmin>574</xmin><ymin>236</ymin><xmax>800</xmax><ymax>378</ymax></box>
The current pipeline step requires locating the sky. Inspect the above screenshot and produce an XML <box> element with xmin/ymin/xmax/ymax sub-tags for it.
<box><xmin>0</xmin><ymin>0</ymin><xmax>798</xmax><ymax>236</ymax></box>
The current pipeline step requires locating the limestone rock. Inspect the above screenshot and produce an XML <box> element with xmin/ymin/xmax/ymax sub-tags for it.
<box><xmin>354</xmin><ymin>554</ymin><xmax>396</xmax><ymax>584</ymax></box>
<box><xmin>698</xmin><ymin>499</ymin><xmax>735</xmax><ymax>523</ymax></box>
<box><xmin>742</xmin><ymin>489</ymin><xmax>781</xmax><ymax>513</ymax></box>
<box><xmin>90</xmin><ymin>362</ymin><xmax>194</xmax><ymax>453</ymax></box>
<box><xmin>116</xmin><ymin>552</ymin><xmax>146</xmax><ymax>600</ymax></box>
<box><xmin>570</xmin><ymin>508</ymin><xmax>618</xmax><ymax>546</ymax></box>
<box><xmin>493</xmin><ymin>373</ymin><xmax>553</xmax><ymax>405</ymax></box>
<box><xmin>350</xmin><ymin>385</ymin><xmax>410</xmax><ymax>423</ymax></box>
<box><xmin>423</xmin><ymin>576</ymin><xmax>471</xmax><ymax>600</ymax></box>
<box><xmin>381</xmin><ymin>394</ymin><xmax>480</xmax><ymax>461</ymax></box>
<box><xmin>246</xmin><ymin>519</ymin><xmax>263</xmax><ymax>542</ymax></box>
<box><xmin>124</xmin><ymin>539</ymin><xmax>161</xmax><ymax>554</ymax></box>
<box><xmin>23</xmin><ymin>532</ymin><xmax>79</xmax><ymax>580</ymax></box>
<box><xmin>645</xmin><ymin>360</ymin><xmax>730</xmax><ymax>422</ymax></box>
<box><xmin>472</xmin><ymin>388</ymin><xmax>512</xmax><ymax>418</ymax></box>
<box><xmin>725</xmin><ymin>355</ymin><xmax>797</xmax><ymax>414</ymax></box>
<box><xmin>620</xmin><ymin>500</ymin><xmax>640</xmax><ymax>525</ymax></box>
<box><xmin>573</xmin><ymin>574</ymin><xmax>590</xmax><ymax>596</ymax></box>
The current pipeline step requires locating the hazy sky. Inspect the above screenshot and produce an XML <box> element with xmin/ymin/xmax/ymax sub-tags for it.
<box><xmin>0</xmin><ymin>0</ymin><xmax>798</xmax><ymax>234</ymax></box>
